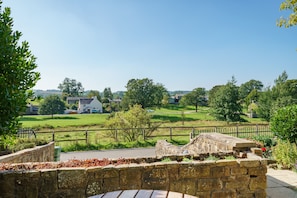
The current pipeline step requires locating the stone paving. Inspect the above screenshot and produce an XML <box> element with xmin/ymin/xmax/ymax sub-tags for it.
<box><xmin>60</xmin><ymin>148</ymin><xmax>297</xmax><ymax>198</ymax></box>
<box><xmin>266</xmin><ymin>168</ymin><xmax>297</xmax><ymax>198</ymax></box>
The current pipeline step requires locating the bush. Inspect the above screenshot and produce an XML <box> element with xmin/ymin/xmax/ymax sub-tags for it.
<box><xmin>272</xmin><ymin>139</ymin><xmax>297</xmax><ymax>169</ymax></box>
<box><xmin>270</xmin><ymin>105</ymin><xmax>297</xmax><ymax>146</ymax></box>
<box><xmin>250</xmin><ymin>135</ymin><xmax>277</xmax><ymax>147</ymax></box>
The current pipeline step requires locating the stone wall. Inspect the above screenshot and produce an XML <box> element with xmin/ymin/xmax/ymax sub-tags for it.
<box><xmin>0</xmin><ymin>142</ymin><xmax>54</xmax><ymax>163</ymax></box>
<box><xmin>0</xmin><ymin>158</ymin><xmax>267</xmax><ymax>198</ymax></box>
<box><xmin>156</xmin><ymin>133</ymin><xmax>257</xmax><ymax>157</ymax></box>
<box><xmin>183</xmin><ymin>133</ymin><xmax>256</xmax><ymax>153</ymax></box>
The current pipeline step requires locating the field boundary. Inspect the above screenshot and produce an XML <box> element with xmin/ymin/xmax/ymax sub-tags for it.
<box><xmin>28</xmin><ymin>124</ymin><xmax>272</xmax><ymax>144</ymax></box>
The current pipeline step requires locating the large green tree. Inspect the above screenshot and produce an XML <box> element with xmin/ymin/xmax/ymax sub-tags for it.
<box><xmin>180</xmin><ymin>87</ymin><xmax>206</xmax><ymax>112</ymax></box>
<box><xmin>208</xmin><ymin>85</ymin><xmax>224</xmax><ymax>106</ymax></box>
<box><xmin>39</xmin><ymin>95</ymin><xmax>65</xmax><ymax>118</ymax></box>
<box><xmin>103</xmin><ymin>87</ymin><xmax>113</xmax><ymax>100</ymax></box>
<box><xmin>58</xmin><ymin>77</ymin><xmax>84</xmax><ymax>100</ymax></box>
<box><xmin>238</xmin><ymin>79</ymin><xmax>263</xmax><ymax>103</ymax></box>
<box><xmin>278</xmin><ymin>0</ymin><xmax>297</xmax><ymax>28</ymax></box>
<box><xmin>257</xmin><ymin>71</ymin><xmax>297</xmax><ymax>121</ymax></box>
<box><xmin>257</xmin><ymin>88</ymin><xmax>273</xmax><ymax>121</ymax></box>
<box><xmin>210</xmin><ymin>77</ymin><xmax>242</xmax><ymax>122</ymax></box>
<box><xmin>0</xmin><ymin>2</ymin><xmax>40</xmax><ymax>137</ymax></box>
<box><xmin>122</xmin><ymin>78</ymin><xmax>168</xmax><ymax>109</ymax></box>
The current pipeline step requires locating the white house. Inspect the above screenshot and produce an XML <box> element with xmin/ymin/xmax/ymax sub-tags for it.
<box><xmin>78</xmin><ymin>96</ymin><xmax>103</xmax><ymax>113</ymax></box>
<box><xmin>66</xmin><ymin>96</ymin><xmax>103</xmax><ymax>114</ymax></box>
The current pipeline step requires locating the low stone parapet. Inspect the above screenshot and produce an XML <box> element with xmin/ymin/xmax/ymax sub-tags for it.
<box><xmin>0</xmin><ymin>142</ymin><xmax>54</xmax><ymax>163</ymax></box>
<box><xmin>0</xmin><ymin>157</ymin><xmax>267</xmax><ymax>197</ymax></box>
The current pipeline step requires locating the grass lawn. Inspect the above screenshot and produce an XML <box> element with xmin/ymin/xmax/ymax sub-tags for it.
<box><xmin>17</xmin><ymin>105</ymin><xmax>269</xmax><ymax>152</ymax></box>
<box><xmin>19</xmin><ymin>113</ymin><xmax>109</xmax><ymax>129</ymax></box>
<box><xmin>19</xmin><ymin>105</ymin><xmax>268</xmax><ymax>129</ymax></box>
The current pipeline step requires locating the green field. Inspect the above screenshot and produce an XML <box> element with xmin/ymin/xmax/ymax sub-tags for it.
<box><xmin>19</xmin><ymin>113</ymin><xmax>109</xmax><ymax>129</ymax></box>
<box><xmin>19</xmin><ymin>106</ymin><xmax>267</xmax><ymax>129</ymax></box>
<box><xmin>18</xmin><ymin>106</ymin><xmax>269</xmax><ymax>151</ymax></box>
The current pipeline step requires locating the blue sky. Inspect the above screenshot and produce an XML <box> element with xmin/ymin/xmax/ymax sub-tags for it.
<box><xmin>2</xmin><ymin>0</ymin><xmax>296</xmax><ymax>92</ymax></box>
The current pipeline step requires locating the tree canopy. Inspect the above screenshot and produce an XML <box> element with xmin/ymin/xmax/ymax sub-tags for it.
<box><xmin>210</xmin><ymin>77</ymin><xmax>242</xmax><ymax>122</ymax></box>
<box><xmin>180</xmin><ymin>87</ymin><xmax>206</xmax><ymax>112</ymax></box>
<box><xmin>122</xmin><ymin>78</ymin><xmax>168</xmax><ymax>109</ymax></box>
<box><xmin>87</xmin><ymin>90</ymin><xmax>101</xmax><ymax>102</ymax></box>
<box><xmin>39</xmin><ymin>95</ymin><xmax>65</xmax><ymax>118</ymax></box>
<box><xmin>58</xmin><ymin>77</ymin><xmax>84</xmax><ymax>100</ymax></box>
<box><xmin>278</xmin><ymin>0</ymin><xmax>297</xmax><ymax>28</ymax></box>
<box><xmin>239</xmin><ymin>79</ymin><xmax>263</xmax><ymax>102</ymax></box>
<box><xmin>0</xmin><ymin>1</ymin><xmax>40</xmax><ymax>137</ymax></box>
<box><xmin>257</xmin><ymin>71</ymin><xmax>297</xmax><ymax>121</ymax></box>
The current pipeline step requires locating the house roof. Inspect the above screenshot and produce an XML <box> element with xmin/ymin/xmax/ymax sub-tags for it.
<box><xmin>79</xmin><ymin>98</ymin><xmax>93</xmax><ymax>105</ymax></box>
<box><xmin>66</xmin><ymin>97</ymin><xmax>90</xmax><ymax>103</ymax></box>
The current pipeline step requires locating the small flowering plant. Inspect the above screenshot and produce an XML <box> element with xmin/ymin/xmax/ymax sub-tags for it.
<box><xmin>261</xmin><ymin>147</ymin><xmax>272</xmax><ymax>159</ymax></box>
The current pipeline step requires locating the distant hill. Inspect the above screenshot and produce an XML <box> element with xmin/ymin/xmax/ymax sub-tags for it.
<box><xmin>34</xmin><ymin>89</ymin><xmax>62</xmax><ymax>98</ymax></box>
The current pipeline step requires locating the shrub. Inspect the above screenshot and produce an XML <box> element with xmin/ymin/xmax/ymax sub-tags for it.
<box><xmin>270</xmin><ymin>105</ymin><xmax>297</xmax><ymax>146</ymax></box>
<box><xmin>272</xmin><ymin>139</ymin><xmax>297</xmax><ymax>169</ymax></box>
<box><xmin>250</xmin><ymin>135</ymin><xmax>277</xmax><ymax>147</ymax></box>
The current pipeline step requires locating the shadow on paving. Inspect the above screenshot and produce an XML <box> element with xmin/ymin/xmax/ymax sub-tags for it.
<box><xmin>266</xmin><ymin>173</ymin><xmax>297</xmax><ymax>198</ymax></box>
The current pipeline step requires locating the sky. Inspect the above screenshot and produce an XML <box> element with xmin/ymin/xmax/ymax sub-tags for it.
<box><xmin>2</xmin><ymin>0</ymin><xmax>297</xmax><ymax>92</ymax></box>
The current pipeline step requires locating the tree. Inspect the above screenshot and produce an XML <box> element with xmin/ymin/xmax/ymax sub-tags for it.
<box><xmin>122</xmin><ymin>78</ymin><xmax>168</xmax><ymax>109</ymax></box>
<box><xmin>257</xmin><ymin>88</ymin><xmax>273</xmax><ymax>121</ymax></box>
<box><xmin>270</xmin><ymin>105</ymin><xmax>297</xmax><ymax>146</ymax></box>
<box><xmin>210</xmin><ymin>77</ymin><xmax>242</xmax><ymax>122</ymax></box>
<box><xmin>103</xmin><ymin>87</ymin><xmax>113</xmax><ymax>102</ymax></box>
<box><xmin>245</xmin><ymin>89</ymin><xmax>260</xmax><ymax>106</ymax></box>
<box><xmin>58</xmin><ymin>77</ymin><xmax>84</xmax><ymax>100</ymax></box>
<box><xmin>208</xmin><ymin>85</ymin><xmax>224</xmax><ymax>106</ymax></box>
<box><xmin>0</xmin><ymin>2</ymin><xmax>40</xmax><ymax>137</ymax></box>
<box><xmin>180</xmin><ymin>87</ymin><xmax>206</xmax><ymax>112</ymax></box>
<box><xmin>87</xmin><ymin>90</ymin><xmax>101</xmax><ymax>101</ymax></box>
<box><xmin>39</xmin><ymin>95</ymin><xmax>65</xmax><ymax>118</ymax></box>
<box><xmin>278</xmin><ymin>0</ymin><xmax>297</xmax><ymax>28</ymax></box>
<box><xmin>239</xmin><ymin>79</ymin><xmax>263</xmax><ymax>103</ymax></box>
<box><xmin>271</xmin><ymin>71</ymin><xmax>297</xmax><ymax>113</ymax></box>
<box><xmin>105</xmin><ymin>104</ymin><xmax>159</xmax><ymax>142</ymax></box>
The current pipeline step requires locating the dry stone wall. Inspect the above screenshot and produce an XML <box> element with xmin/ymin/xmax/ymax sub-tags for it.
<box><xmin>0</xmin><ymin>142</ymin><xmax>54</xmax><ymax>163</ymax></box>
<box><xmin>0</xmin><ymin>158</ymin><xmax>267</xmax><ymax>198</ymax></box>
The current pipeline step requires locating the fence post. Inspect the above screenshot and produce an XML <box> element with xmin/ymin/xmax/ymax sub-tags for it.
<box><xmin>52</xmin><ymin>130</ymin><xmax>55</xmax><ymax>142</ymax></box>
<box><xmin>143</xmin><ymin>129</ymin><xmax>146</xmax><ymax>141</ymax></box>
<box><xmin>115</xmin><ymin>129</ymin><xmax>118</xmax><ymax>142</ymax></box>
<box><xmin>85</xmin><ymin>130</ymin><xmax>88</xmax><ymax>144</ymax></box>
<box><xmin>236</xmin><ymin>124</ymin><xmax>239</xmax><ymax>137</ymax></box>
<box><xmin>256</xmin><ymin>124</ymin><xmax>259</xmax><ymax>136</ymax></box>
<box><xmin>170</xmin><ymin>127</ymin><xmax>172</xmax><ymax>140</ymax></box>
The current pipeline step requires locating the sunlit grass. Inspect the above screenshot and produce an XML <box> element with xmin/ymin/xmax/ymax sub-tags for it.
<box><xmin>19</xmin><ymin>114</ymin><xmax>109</xmax><ymax>128</ymax></box>
<box><xmin>19</xmin><ymin>105</ymin><xmax>268</xmax><ymax>130</ymax></box>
